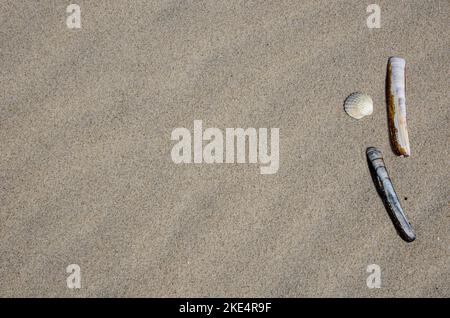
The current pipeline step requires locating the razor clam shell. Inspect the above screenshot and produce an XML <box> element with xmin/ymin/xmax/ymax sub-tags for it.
<box><xmin>387</xmin><ymin>57</ymin><xmax>410</xmax><ymax>157</ymax></box>
<box><xmin>366</xmin><ymin>147</ymin><xmax>416</xmax><ymax>242</ymax></box>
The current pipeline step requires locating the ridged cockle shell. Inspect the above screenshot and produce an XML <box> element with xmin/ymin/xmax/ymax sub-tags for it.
<box><xmin>343</xmin><ymin>92</ymin><xmax>373</xmax><ymax>119</ymax></box>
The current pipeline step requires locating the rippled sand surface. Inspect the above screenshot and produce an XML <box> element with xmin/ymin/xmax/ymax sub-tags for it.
<box><xmin>0</xmin><ymin>0</ymin><xmax>448</xmax><ymax>297</ymax></box>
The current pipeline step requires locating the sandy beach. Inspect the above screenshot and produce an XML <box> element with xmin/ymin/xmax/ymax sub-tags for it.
<box><xmin>0</xmin><ymin>0</ymin><xmax>449</xmax><ymax>297</ymax></box>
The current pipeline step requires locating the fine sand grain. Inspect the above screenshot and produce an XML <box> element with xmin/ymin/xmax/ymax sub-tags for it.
<box><xmin>0</xmin><ymin>0</ymin><xmax>449</xmax><ymax>297</ymax></box>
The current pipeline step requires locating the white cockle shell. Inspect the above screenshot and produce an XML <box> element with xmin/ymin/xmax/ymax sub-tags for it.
<box><xmin>344</xmin><ymin>92</ymin><xmax>373</xmax><ymax>119</ymax></box>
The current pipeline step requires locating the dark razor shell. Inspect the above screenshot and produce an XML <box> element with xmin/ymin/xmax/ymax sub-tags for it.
<box><xmin>366</xmin><ymin>147</ymin><xmax>416</xmax><ymax>242</ymax></box>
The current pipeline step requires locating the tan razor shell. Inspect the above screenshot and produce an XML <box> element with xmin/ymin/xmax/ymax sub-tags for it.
<box><xmin>387</xmin><ymin>57</ymin><xmax>410</xmax><ymax>157</ymax></box>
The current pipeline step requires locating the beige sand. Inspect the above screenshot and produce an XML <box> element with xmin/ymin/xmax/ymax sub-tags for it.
<box><xmin>0</xmin><ymin>0</ymin><xmax>449</xmax><ymax>297</ymax></box>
